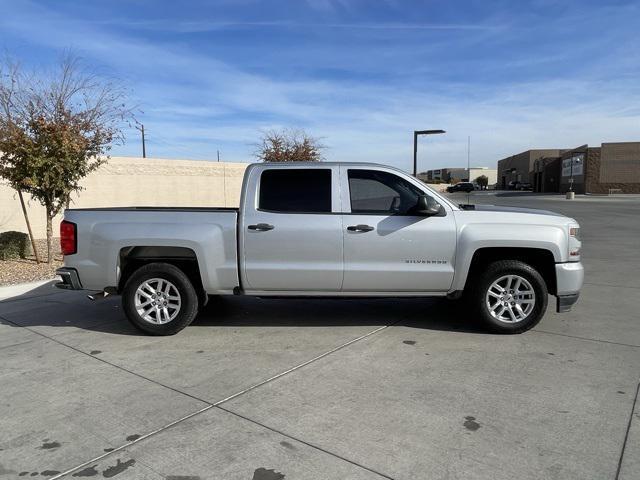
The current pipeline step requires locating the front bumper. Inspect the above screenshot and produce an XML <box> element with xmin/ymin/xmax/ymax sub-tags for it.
<box><xmin>557</xmin><ymin>293</ymin><xmax>580</xmax><ymax>313</ymax></box>
<box><xmin>555</xmin><ymin>262</ymin><xmax>584</xmax><ymax>312</ymax></box>
<box><xmin>55</xmin><ymin>267</ymin><xmax>83</xmax><ymax>290</ymax></box>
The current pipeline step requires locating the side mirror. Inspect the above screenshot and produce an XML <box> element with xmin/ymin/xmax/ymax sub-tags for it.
<box><xmin>415</xmin><ymin>195</ymin><xmax>442</xmax><ymax>216</ymax></box>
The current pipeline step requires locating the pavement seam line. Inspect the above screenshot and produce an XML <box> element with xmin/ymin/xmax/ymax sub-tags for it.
<box><xmin>615</xmin><ymin>377</ymin><xmax>640</xmax><ymax>480</ymax></box>
<box><xmin>0</xmin><ymin>337</ymin><xmax>39</xmax><ymax>351</ymax></box>
<box><xmin>531</xmin><ymin>329</ymin><xmax>640</xmax><ymax>348</ymax></box>
<box><xmin>1</xmin><ymin>314</ymin><xmax>395</xmax><ymax>407</ymax></box>
<box><xmin>46</xmin><ymin>404</ymin><xmax>215</xmax><ymax>480</ymax></box>
<box><xmin>0</xmin><ymin>314</ymin><xmax>213</xmax><ymax>405</ymax></box>
<box><xmin>14</xmin><ymin>320</ymin><xmax>396</xmax><ymax>480</ymax></box>
<box><xmin>212</xmin><ymin>323</ymin><xmax>394</xmax><ymax>406</ymax></box>
<box><xmin>216</xmin><ymin>405</ymin><xmax>396</xmax><ymax>480</ymax></box>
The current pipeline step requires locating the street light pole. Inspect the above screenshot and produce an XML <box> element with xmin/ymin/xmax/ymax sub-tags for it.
<box><xmin>569</xmin><ymin>155</ymin><xmax>574</xmax><ymax>192</ymax></box>
<box><xmin>413</xmin><ymin>129</ymin><xmax>446</xmax><ymax>177</ymax></box>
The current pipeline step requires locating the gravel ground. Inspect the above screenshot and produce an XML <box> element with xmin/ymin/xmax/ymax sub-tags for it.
<box><xmin>0</xmin><ymin>238</ymin><xmax>62</xmax><ymax>286</ymax></box>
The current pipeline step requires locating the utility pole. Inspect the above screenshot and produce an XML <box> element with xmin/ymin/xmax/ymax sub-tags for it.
<box><xmin>136</xmin><ymin>123</ymin><xmax>146</xmax><ymax>158</ymax></box>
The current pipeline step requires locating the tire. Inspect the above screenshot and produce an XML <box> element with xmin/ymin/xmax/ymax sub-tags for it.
<box><xmin>470</xmin><ymin>260</ymin><xmax>548</xmax><ymax>334</ymax></box>
<box><xmin>122</xmin><ymin>262</ymin><xmax>199</xmax><ymax>335</ymax></box>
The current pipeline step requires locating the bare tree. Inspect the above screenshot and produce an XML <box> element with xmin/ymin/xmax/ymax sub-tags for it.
<box><xmin>254</xmin><ymin>129</ymin><xmax>324</xmax><ymax>162</ymax></box>
<box><xmin>0</xmin><ymin>52</ymin><xmax>134</xmax><ymax>263</ymax></box>
<box><xmin>0</xmin><ymin>59</ymin><xmax>40</xmax><ymax>262</ymax></box>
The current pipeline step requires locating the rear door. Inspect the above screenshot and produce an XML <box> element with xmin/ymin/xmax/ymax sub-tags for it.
<box><xmin>340</xmin><ymin>166</ymin><xmax>457</xmax><ymax>292</ymax></box>
<box><xmin>241</xmin><ymin>165</ymin><xmax>343</xmax><ymax>291</ymax></box>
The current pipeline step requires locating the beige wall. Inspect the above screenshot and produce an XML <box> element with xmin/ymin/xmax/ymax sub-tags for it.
<box><xmin>468</xmin><ymin>168</ymin><xmax>497</xmax><ymax>185</ymax></box>
<box><xmin>0</xmin><ymin>157</ymin><xmax>249</xmax><ymax>239</ymax></box>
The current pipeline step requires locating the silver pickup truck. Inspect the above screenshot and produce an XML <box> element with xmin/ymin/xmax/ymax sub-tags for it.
<box><xmin>56</xmin><ymin>162</ymin><xmax>583</xmax><ymax>335</ymax></box>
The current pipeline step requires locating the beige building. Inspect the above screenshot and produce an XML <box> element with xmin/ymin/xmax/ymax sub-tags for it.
<box><xmin>421</xmin><ymin>167</ymin><xmax>497</xmax><ymax>185</ymax></box>
<box><xmin>0</xmin><ymin>156</ymin><xmax>248</xmax><ymax>239</ymax></box>
<box><xmin>467</xmin><ymin>167</ymin><xmax>497</xmax><ymax>186</ymax></box>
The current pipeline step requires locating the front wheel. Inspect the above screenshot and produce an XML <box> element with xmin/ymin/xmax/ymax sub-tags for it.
<box><xmin>122</xmin><ymin>262</ymin><xmax>199</xmax><ymax>335</ymax></box>
<box><xmin>471</xmin><ymin>260</ymin><xmax>548</xmax><ymax>334</ymax></box>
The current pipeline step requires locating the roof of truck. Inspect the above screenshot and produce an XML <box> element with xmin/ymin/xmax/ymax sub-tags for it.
<box><xmin>256</xmin><ymin>161</ymin><xmax>412</xmax><ymax>172</ymax></box>
<box><xmin>260</xmin><ymin>161</ymin><xmax>390</xmax><ymax>166</ymax></box>
<box><xmin>249</xmin><ymin>162</ymin><xmax>459</xmax><ymax>210</ymax></box>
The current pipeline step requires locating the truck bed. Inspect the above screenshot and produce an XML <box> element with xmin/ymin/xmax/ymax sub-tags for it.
<box><xmin>62</xmin><ymin>207</ymin><xmax>239</xmax><ymax>293</ymax></box>
<box><xmin>67</xmin><ymin>206</ymin><xmax>239</xmax><ymax>212</ymax></box>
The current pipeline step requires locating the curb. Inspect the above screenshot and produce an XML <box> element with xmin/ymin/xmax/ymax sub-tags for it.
<box><xmin>0</xmin><ymin>278</ymin><xmax>59</xmax><ymax>302</ymax></box>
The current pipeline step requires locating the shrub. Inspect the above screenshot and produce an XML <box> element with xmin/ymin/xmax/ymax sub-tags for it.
<box><xmin>0</xmin><ymin>231</ymin><xmax>31</xmax><ymax>260</ymax></box>
<box><xmin>475</xmin><ymin>175</ymin><xmax>489</xmax><ymax>189</ymax></box>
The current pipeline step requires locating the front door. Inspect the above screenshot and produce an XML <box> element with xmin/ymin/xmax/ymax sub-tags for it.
<box><xmin>242</xmin><ymin>166</ymin><xmax>343</xmax><ymax>291</ymax></box>
<box><xmin>341</xmin><ymin>167</ymin><xmax>457</xmax><ymax>292</ymax></box>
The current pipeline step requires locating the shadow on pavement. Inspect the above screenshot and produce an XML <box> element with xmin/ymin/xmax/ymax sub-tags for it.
<box><xmin>0</xmin><ymin>283</ymin><xmax>487</xmax><ymax>336</ymax></box>
<box><xmin>195</xmin><ymin>295</ymin><xmax>486</xmax><ymax>333</ymax></box>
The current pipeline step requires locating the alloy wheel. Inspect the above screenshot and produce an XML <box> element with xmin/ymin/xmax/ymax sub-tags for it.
<box><xmin>134</xmin><ymin>278</ymin><xmax>182</xmax><ymax>324</ymax></box>
<box><xmin>485</xmin><ymin>274</ymin><xmax>536</xmax><ymax>323</ymax></box>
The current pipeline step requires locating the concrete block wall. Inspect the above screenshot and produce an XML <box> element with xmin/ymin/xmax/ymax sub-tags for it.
<box><xmin>585</xmin><ymin>143</ymin><xmax>640</xmax><ymax>194</ymax></box>
<box><xmin>0</xmin><ymin>157</ymin><xmax>249</xmax><ymax>239</ymax></box>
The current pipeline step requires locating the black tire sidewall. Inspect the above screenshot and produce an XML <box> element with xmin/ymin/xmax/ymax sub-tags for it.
<box><xmin>122</xmin><ymin>263</ymin><xmax>199</xmax><ymax>335</ymax></box>
<box><xmin>473</xmin><ymin>260</ymin><xmax>548</xmax><ymax>334</ymax></box>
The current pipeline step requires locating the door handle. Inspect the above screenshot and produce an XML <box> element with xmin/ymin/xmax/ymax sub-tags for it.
<box><xmin>248</xmin><ymin>223</ymin><xmax>274</xmax><ymax>231</ymax></box>
<box><xmin>347</xmin><ymin>224</ymin><xmax>374</xmax><ymax>232</ymax></box>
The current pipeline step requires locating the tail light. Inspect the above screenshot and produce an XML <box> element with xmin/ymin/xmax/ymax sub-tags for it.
<box><xmin>60</xmin><ymin>220</ymin><xmax>77</xmax><ymax>256</ymax></box>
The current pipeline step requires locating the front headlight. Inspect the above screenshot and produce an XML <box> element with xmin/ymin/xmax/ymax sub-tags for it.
<box><xmin>568</xmin><ymin>224</ymin><xmax>581</xmax><ymax>259</ymax></box>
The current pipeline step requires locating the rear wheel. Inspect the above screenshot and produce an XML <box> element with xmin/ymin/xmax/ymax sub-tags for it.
<box><xmin>122</xmin><ymin>262</ymin><xmax>198</xmax><ymax>335</ymax></box>
<box><xmin>471</xmin><ymin>260</ymin><xmax>548</xmax><ymax>334</ymax></box>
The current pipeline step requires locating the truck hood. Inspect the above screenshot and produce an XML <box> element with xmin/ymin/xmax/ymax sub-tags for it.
<box><xmin>453</xmin><ymin>204</ymin><xmax>577</xmax><ymax>228</ymax></box>
<box><xmin>460</xmin><ymin>204</ymin><xmax>564</xmax><ymax>217</ymax></box>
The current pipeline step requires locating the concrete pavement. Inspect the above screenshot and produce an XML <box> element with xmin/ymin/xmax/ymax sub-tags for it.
<box><xmin>0</xmin><ymin>193</ymin><xmax>638</xmax><ymax>479</ymax></box>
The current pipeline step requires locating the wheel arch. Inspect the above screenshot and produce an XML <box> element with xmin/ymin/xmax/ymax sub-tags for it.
<box><xmin>118</xmin><ymin>246</ymin><xmax>207</xmax><ymax>306</ymax></box>
<box><xmin>463</xmin><ymin>247</ymin><xmax>557</xmax><ymax>295</ymax></box>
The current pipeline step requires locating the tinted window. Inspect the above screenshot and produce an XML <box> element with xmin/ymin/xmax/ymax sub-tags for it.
<box><xmin>259</xmin><ymin>169</ymin><xmax>332</xmax><ymax>213</ymax></box>
<box><xmin>348</xmin><ymin>169</ymin><xmax>423</xmax><ymax>214</ymax></box>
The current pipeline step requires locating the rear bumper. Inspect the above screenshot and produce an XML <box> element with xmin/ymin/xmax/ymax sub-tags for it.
<box><xmin>55</xmin><ymin>267</ymin><xmax>83</xmax><ymax>290</ymax></box>
<box><xmin>555</xmin><ymin>262</ymin><xmax>584</xmax><ymax>313</ymax></box>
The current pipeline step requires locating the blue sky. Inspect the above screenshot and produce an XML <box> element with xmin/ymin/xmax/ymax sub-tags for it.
<box><xmin>1</xmin><ymin>0</ymin><xmax>639</xmax><ymax>172</ymax></box>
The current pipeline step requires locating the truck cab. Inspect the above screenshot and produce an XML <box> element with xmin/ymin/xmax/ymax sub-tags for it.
<box><xmin>239</xmin><ymin>163</ymin><xmax>457</xmax><ymax>294</ymax></box>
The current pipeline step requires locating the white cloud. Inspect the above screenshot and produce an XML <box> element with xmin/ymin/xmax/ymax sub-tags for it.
<box><xmin>1</xmin><ymin>0</ymin><xmax>638</xmax><ymax>170</ymax></box>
